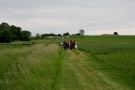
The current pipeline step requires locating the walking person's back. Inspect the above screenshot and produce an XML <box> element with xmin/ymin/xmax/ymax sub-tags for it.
<box><xmin>70</xmin><ymin>40</ymin><xmax>73</xmax><ymax>50</ymax></box>
<box><xmin>74</xmin><ymin>40</ymin><xmax>77</xmax><ymax>50</ymax></box>
<box><xmin>63</xmin><ymin>41</ymin><xmax>67</xmax><ymax>50</ymax></box>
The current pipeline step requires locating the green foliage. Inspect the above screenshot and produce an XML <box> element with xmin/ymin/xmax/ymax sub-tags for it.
<box><xmin>75</xmin><ymin>33</ymin><xmax>81</xmax><ymax>36</ymax></box>
<box><xmin>0</xmin><ymin>29</ymin><xmax>12</xmax><ymax>43</ymax></box>
<box><xmin>22</xmin><ymin>30</ymin><xmax>31</xmax><ymax>36</ymax></box>
<box><xmin>36</xmin><ymin>33</ymin><xmax>40</xmax><ymax>39</ymax></box>
<box><xmin>114</xmin><ymin>32</ymin><xmax>118</xmax><ymax>35</ymax></box>
<box><xmin>63</xmin><ymin>32</ymin><xmax>69</xmax><ymax>36</ymax></box>
<box><xmin>10</xmin><ymin>25</ymin><xmax>22</xmax><ymax>40</ymax></box>
<box><xmin>41</xmin><ymin>33</ymin><xmax>62</xmax><ymax>39</ymax></box>
<box><xmin>0</xmin><ymin>22</ymin><xmax>31</xmax><ymax>43</ymax></box>
<box><xmin>20</xmin><ymin>30</ymin><xmax>31</xmax><ymax>41</ymax></box>
<box><xmin>0</xmin><ymin>22</ymin><xmax>10</xmax><ymax>31</ymax></box>
<box><xmin>79</xmin><ymin>29</ymin><xmax>85</xmax><ymax>37</ymax></box>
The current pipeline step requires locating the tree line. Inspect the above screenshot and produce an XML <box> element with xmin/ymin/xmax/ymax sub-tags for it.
<box><xmin>0</xmin><ymin>22</ymin><xmax>86</xmax><ymax>43</ymax></box>
<box><xmin>35</xmin><ymin>30</ymin><xmax>85</xmax><ymax>39</ymax></box>
<box><xmin>0</xmin><ymin>22</ymin><xmax>31</xmax><ymax>43</ymax></box>
<box><xmin>36</xmin><ymin>33</ymin><xmax>62</xmax><ymax>39</ymax></box>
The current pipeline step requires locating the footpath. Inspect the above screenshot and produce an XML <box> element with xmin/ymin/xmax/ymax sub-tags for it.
<box><xmin>58</xmin><ymin>49</ymin><xmax>126</xmax><ymax>90</ymax></box>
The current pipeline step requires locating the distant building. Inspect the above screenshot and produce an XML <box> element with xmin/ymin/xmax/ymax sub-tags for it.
<box><xmin>62</xmin><ymin>35</ymin><xmax>70</xmax><ymax>38</ymax></box>
<box><xmin>102</xmin><ymin>34</ymin><xmax>113</xmax><ymax>36</ymax></box>
<box><xmin>45</xmin><ymin>36</ymin><xmax>61</xmax><ymax>39</ymax></box>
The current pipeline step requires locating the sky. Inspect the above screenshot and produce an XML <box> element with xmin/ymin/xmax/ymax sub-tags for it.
<box><xmin>0</xmin><ymin>0</ymin><xmax>135</xmax><ymax>35</ymax></box>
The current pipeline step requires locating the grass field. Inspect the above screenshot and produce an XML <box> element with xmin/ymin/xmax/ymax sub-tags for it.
<box><xmin>0</xmin><ymin>44</ymin><xmax>64</xmax><ymax>89</ymax></box>
<box><xmin>0</xmin><ymin>35</ymin><xmax>135</xmax><ymax>90</ymax></box>
<box><xmin>79</xmin><ymin>42</ymin><xmax>135</xmax><ymax>90</ymax></box>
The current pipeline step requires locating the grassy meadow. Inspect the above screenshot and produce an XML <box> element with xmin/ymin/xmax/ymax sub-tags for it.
<box><xmin>0</xmin><ymin>35</ymin><xmax>135</xmax><ymax>90</ymax></box>
<box><xmin>79</xmin><ymin>42</ymin><xmax>135</xmax><ymax>89</ymax></box>
<box><xmin>0</xmin><ymin>43</ymin><xmax>65</xmax><ymax>90</ymax></box>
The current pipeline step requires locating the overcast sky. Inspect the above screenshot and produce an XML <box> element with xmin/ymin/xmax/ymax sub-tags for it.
<box><xmin>0</xmin><ymin>0</ymin><xmax>135</xmax><ymax>35</ymax></box>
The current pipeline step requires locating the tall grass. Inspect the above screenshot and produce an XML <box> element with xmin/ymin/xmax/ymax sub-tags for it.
<box><xmin>78</xmin><ymin>42</ymin><xmax>135</xmax><ymax>89</ymax></box>
<box><xmin>0</xmin><ymin>44</ymin><xmax>64</xmax><ymax>90</ymax></box>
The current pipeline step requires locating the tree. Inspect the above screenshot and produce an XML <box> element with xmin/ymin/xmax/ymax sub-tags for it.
<box><xmin>63</xmin><ymin>32</ymin><xmax>69</xmax><ymax>36</ymax></box>
<box><xmin>0</xmin><ymin>22</ymin><xmax>12</xmax><ymax>43</ymax></box>
<box><xmin>114</xmin><ymin>32</ymin><xmax>118</xmax><ymax>35</ymax></box>
<box><xmin>0</xmin><ymin>29</ymin><xmax>12</xmax><ymax>43</ymax></box>
<box><xmin>79</xmin><ymin>29</ymin><xmax>85</xmax><ymax>37</ymax></box>
<box><xmin>49</xmin><ymin>33</ymin><xmax>55</xmax><ymax>36</ymax></box>
<box><xmin>58</xmin><ymin>34</ymin><xmax>62</xmax><ymax>36</ymax></box>
<box><xmin>36</xmin><ymin>33</ymin><xmax>40</xmax><ymax>39</ymax></box>
<box><xmin>75</xmin><ymin>33</ymin><xmax>81</xmax><ymax>36</ymax></box>
<box><xmin>41</xmin><ymin>34</ymin><xmax>46</xmax><ymax>39</ymax></box>
<box><xmin>22</xmin><ymin>30</ymin><xmax>32</xmax><ymax>36</ymax></box>
<box><xmin>0</xmin><ymin>22</ymin><xmax>10</xmax><ymax>31</ymax></box>
<box><xmin>10</xmin><ymin>25</ymin><xmax>22</xmax><ymax>40</ymax></box>
<box><xmin>0</xmin><ymin>22</ymin><xmax>32</xmax><ymax>42</ymax></box>
<box><xmin>20</xmin><ymin>30</ymin><xmax>31</xmax><ymax>41</ymax></box>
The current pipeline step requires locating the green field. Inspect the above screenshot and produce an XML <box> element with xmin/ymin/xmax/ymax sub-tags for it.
<box><xmin>0</xmin><ymin>35</ymin><xmax>135</xmax><ymax>90</ymax></box>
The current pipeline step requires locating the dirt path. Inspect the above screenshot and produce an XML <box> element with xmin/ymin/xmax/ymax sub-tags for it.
<box><xmin>69</xmin><ymin>50</ymin><xmax>107</xmax><ymax>90</ymax></box>
<box><xmin>59</xmin><ymin>49</ymin><xmax>126</xmax><ymax>90</ymax></box>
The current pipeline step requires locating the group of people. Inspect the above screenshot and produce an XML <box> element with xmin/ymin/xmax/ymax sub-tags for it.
<box><xmin>60</xmin><ymin>40</ymin><xmax>77</xmax><ymax>50</ymax></box>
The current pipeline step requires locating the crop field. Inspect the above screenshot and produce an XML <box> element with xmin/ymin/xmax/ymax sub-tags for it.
<box><xmin>0</xmin><ymin>35</ymin><xmax>135</xmax><ymax>90</ymax></box>
<box><xmin>79</xmin><ymin>42</ymin><xmax>135</xmax><ymax>89</ymax></box>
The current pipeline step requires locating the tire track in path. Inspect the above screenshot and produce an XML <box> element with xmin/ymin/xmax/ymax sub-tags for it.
<box><xmin>63</xmin><ymin>50</ymin><xmax>129</xmax><ymax>90</ymax></box>
<box><xmin>60</xmin><ymin>50</ymin><xmax>110</xmax><ymax>90</ymax></box>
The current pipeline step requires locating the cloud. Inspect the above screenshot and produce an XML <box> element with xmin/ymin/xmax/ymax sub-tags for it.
<box><xmin>0</xmin><ymin>0</ymin><xmax>135</xmax><ymax>35</ymax></box>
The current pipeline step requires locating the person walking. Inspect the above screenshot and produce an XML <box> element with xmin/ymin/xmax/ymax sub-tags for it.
<box><xmin>63</xmin><ymin>41</ymin><xmax>68</xmax><ymax>50</ymax></box>
<box><xmin>74</xmin><ymin>40</ymin><xmax>77</xmax><ymax>50</ymax></box>
<box><xmin>66</xmin><ymin>41</ymin><xmax>69</xmax><ymax>49</ymax></box>
<box><xmin>70</xmin><ymin>40</ymin><xmax>73</xmax><ymax>50</ymax></box>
